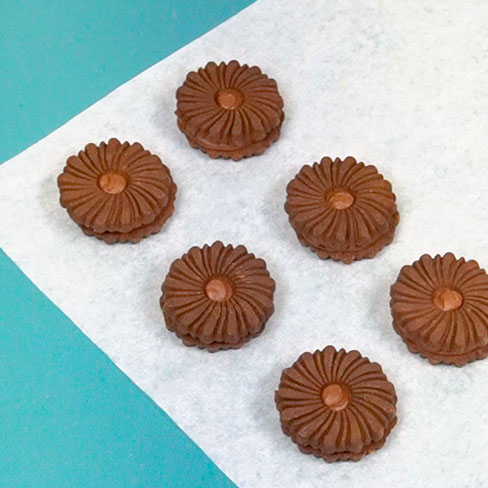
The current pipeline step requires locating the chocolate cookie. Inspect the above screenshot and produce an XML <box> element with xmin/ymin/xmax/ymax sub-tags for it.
<box><xmin>275</xmin><ymin>346</ymin><xmax>397</xmax><ymax>462</ymax></box>
<box><xmin>161</xmin><ymin>241</ymin><xmax>275</xmax><ymax>351</ymax></box>
<box><xmin>285</xmin><ymin>156</ymin><xmax>399</xmax><ymax>263</ymax></box>
<box><xmin>390</xmin><ymin>253</ymin><xmax>488</xmax><ymax>366</ymax></box>
<box><xmin>57</xmin><ymin>138</ymin><xmax>176</xmax><ymax>244</ymax></box>
<box><xmin>176</xmin><ymin>61</ymin><xmax>284</xmax><ymax>161</ymax></box>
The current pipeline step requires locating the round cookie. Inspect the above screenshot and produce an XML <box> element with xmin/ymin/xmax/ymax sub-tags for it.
<box><xmin>57</xmin><ymin>138</ymin><xmax>176</xmax><ymax>243</ymax></box>
<box><xmin>390</xmin><ymin>253</ymin><xmax>488</xmax><ymax>366</ymax></box>
<box><xmin>275</xmin><ymin>346</ymin><xmax>397</xmax><ymax>462</ymax></box>
<box><xmin>285</xmin><ymin>156</ymin><xmax>399</xmax><ymax>263</ymax></box>
<box><xmin>161</xmin><ymin>241</ymin><xmax>275</xmax><ymax>351</ymax></box>
<box><xmin>176</xmin><ymin>60</ymin><xmax>284</xmax><ymax>161</ymax></box>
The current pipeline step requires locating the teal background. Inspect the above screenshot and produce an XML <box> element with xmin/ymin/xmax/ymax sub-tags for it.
<box><xmin>0</xmin><ymin>0</ymin><xmax>254</xmax><ymax>486</ymax></box>
<box><xmin>0</xmin><ymin>249</ymin><xmax>233</xmax><ymax>488</ymax></box>
<box><xmin>0</xmin><ymin>0</ymin><xmax>254</xmax><ymax>163</ymax></box>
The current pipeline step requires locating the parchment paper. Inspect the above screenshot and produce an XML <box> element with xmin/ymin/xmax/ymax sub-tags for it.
<box><xmin>1</xmin><ymin>0</ymin><xmax>488</xmax><ymax>486</ymax></box>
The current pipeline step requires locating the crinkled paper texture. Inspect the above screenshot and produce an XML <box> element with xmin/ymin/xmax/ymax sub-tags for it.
<box><xmin>1</xmin><ymin>0</ymin><xmax>488</xmax><ymax>486</ymax></box>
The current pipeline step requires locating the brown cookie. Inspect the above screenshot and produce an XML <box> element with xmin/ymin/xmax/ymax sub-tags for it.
<box><xmin>390</xmin><ymin>253</ymin><xmax>488</xmax><ymax>366</ymax></box>
<box><xmin>275</xmin><ymin>346</ymin><xmax>397</xmax><ymax>462</ymax></box>
<box><xmin>177</xmin><ymin>116</ymin><xmax>283</xmax><ymax>161</ymax></box>
<box><xmin>285</xmin><ymin>157</ymin><xmax>399</xmax><ymax>263</ymax></box>
<box><xmin>161</xmin><ymin>307</ymin><xmax>265</xmax><ymax>352</ymax></box>
<box><xmin>57</xmin><ymin>138</ymin><xmax>176</xmax><ymax>243</ymax></box>
<box><xmin>294</xmin><ymin>214</ymin><xmax>399</xmax><ymax>263</ymax></box>
<box><xmin>175</xmin><ymin>60</ymin><xmax>284</xmax><ymax>161</ymax></box>
<box><xmin>80</xmin><ymin>182</ymin><xmax>177</xmax><ymax>244</ymax></box>
<box><xmin>161</xmin><ymin>241</ymin><xmax>275</xmax><ymax>352</ymax></box>
<box><xmin>280</xmin><ymin>416</ymin><xmax>397</xmax><ymax>463</ymax></box>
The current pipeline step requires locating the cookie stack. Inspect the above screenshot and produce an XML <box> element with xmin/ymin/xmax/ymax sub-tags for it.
<box><xmin>285</xmin><ymin>156</ymin><xmax>399</xmax><ymax>263</ymax></box>
<box><xmin>390</xmin><ymin>253</ymin><xmax>488</xmax><ymax>366</ymax></box>
<box><xmin>57</xmin><ymin>138</ymin><xmax>177</xmax><ymax>244</ymax></box>
<box><xmin>175</xmin><ymin>60</ymin><xmax>284</xmax><ymax>161</ymax></box>
<box><xmin>160</xmin><ymin>241</ymin><xmax>276</xmax><ymax>351</ymax></box>
<box><xmin>275</xmin><ymin>346</ymin><xmax>397</xmax><ymax>462</ymax></box>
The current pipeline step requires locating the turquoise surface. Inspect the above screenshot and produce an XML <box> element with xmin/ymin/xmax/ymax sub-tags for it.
<box><xmin>0</xmin><ymin>248</ymin><xmax>234</xmax><ymax>488</ymax></box>
<box><xmin>0</xmin><ymin>0</ymin><xmax>254</xmax><ymax>486</ymax></box>
<box><xmin>0</xmin><ymin>0</ymin><xmax>253</xmax><ymax>163</ymax></box>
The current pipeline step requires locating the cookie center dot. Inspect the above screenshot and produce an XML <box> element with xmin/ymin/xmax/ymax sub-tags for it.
<box><xmin>216</xmin><ymin>88</ymin><xmax>243</xmax><ymax>110</ymax></box>
<box><xmin>321</xmin><ymin>384</ymin><xmax>349</xmax><ymax>411</ymax></box>
<box><xmin>329</xmin><ymin>191</ymin><xmax>355</xmax><ymax>210</ymax></box>
<box><xmin>205</xmin><ymin>279</ymin><xmax>233</xmax><ymax>302</ymax></box>
<box><xmin>432</xmin><ymin>288</ymin><xmax>463</xmax><ymax>311</ymax></box>
<box><xmin>98</xmin><ymin>173</ymin><xmax>127</xmax><ymax>194</ymax></box>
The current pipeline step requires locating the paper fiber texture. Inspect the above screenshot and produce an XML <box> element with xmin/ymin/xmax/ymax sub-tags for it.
<box><xmin>1</xmin><ymin>0</ymin><xmax>487</xmax><ymax>486</ymax></box>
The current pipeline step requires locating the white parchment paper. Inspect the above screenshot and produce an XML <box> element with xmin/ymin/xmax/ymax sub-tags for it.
<box><xmin>1</xmin><ymin>0</ymin><xmax>488</xmax><ymax>486</ymax></box>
